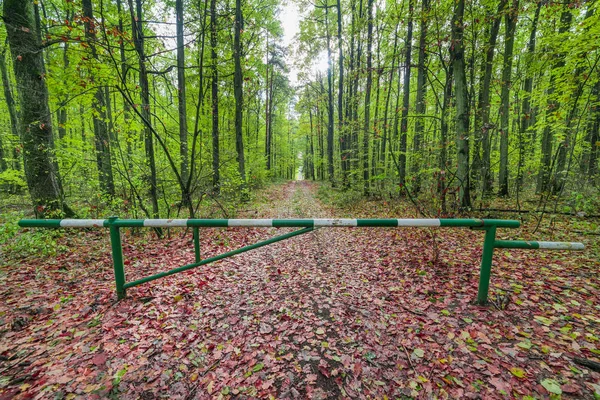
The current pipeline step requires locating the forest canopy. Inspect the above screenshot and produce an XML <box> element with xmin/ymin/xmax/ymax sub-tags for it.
<box><xmin>0</xmin><ymin>0</ymin><xmax>598</xmax><ymax>218</ymax></box>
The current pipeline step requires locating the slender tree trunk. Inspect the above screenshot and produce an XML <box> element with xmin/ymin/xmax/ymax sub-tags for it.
<box><xmin>83</xmin><ymin>0</ymin><xmax>115</xmax><ymax>197</ymax></box>
<box><xmin>519</xmin><ymin>1</ymin><xmax>541</xmax><ymax>187</ymax></box>
<box><xmin>57</xmin><ymin>11</ymin><xmax>69</xmax><ymax>141</ymax></box>
<box><xmin>129</xmin><ymin>0</ymin><xmax>160</xmax><ymax>218</ymax></box>
<box><xmin>4</xmin><ymin>0</ymin><xmax>71</xmax><ymax>216</ymax></box>
<box><xmin>210</xmin><ymin>0</ymin><xmax>220</xmax><ymax>193</ymax></box>
<box><xmin>0</xmin><ymin>49</ymin><xmax>19</xmax><ymax>143</ymax></box>
<box><xmin>381</xmin><ymin>25</ymin><xmax>399</xmax><ymax>177</ymax></box>
<box><xmin>175</xmin><ymin>0</ymin><xmax>191</xmax><ymax>206</ymax></box>
<box><xmin>116</xmin><ymin>0</ymin><xmax>134</xmax><ymax>173</ymax></box>
<box><xmin>538</xmin><ymin>9</ymin><xmax>572</xmax><ymax>193</ymax></box>
<box><xmin>439</xmin><ymin>66</ymin><xmax>453</xmax><ymax>213</ymax></box>
<box><xmin>399</xmin><ymin>0</ymin><xmax>414</xmax><ymax>188</ymax></box>
<box><xmin>498</xmin><ymin>0</ymin><xmax>519</xmax><ymax>197</ymax></box>
<box><xmin>325</xmin><ymin>6</ymin><xmax>335</xmax><ymax>185</ymax></box>
<box><xmin>586</xmin><ymin>79</ymin><xmax>600</xmax><ymax>179</ymax></box>
<box><xmin>336</xmin><ymin>0</ymin><xmax>347</xmax><ymax>187</ymax></box>
<box><xmin>411</xmin><ymin>0</ymin><xmax>429</xmax><ymax>193</ymax></box>
<box><xmin>233</xmin><ymin>0</ymin><xmax>246</xmax><ymax>190</ymax></box>
<box><xmin>451</xmin><ymin>0</ymin><xmax>471</xmax><ymax>209</ymax></box>
<box><xmin>477</xmin><ymin>0</ymin><xmax>506</xmax><ymax>194</ymax></box>
<box><xmin>363</xmin><ymin>0</ymin><xmax>373</xmax><ymax>195</ymax></box>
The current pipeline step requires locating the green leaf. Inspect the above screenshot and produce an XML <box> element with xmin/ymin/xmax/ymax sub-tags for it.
<box><xmin>412</xmin><ymin>348</ymin><xmax>424</xmax><ymax>358</ymax></box>
<box><xmin>541</xmin><ymin>378</ymin><xmax>562</xmax><ymax>395</ymax></box>
<box><xmin>534</xmin><ymin>316</ymin><xmax>553</xmax><ymax>326</ymax></box>
<box><xmin>509</xmin><ymin>367</ymin><xmax>526</xmax><ymax>378</ymax></box>
<box><xmin>517</xmin><ymin>339</ymin><xmax>533</xmax><ymax>349</ymax></box>
<box><xmin>252</xmin><ymin>363</ymin><xmax>264</xmax><ymax>372</ymax></box>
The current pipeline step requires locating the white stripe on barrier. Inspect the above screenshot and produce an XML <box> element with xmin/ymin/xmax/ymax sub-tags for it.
<box><xmin>60</xmin><ymin>219</ymin><xmax>106</xmax><ymax>228</ymax></box>
<box><xmin>143</xmin><ymin>219</ymin><xmax>188</xmax><ymax>227</ymax></box>
<box><xmin>397</xmin><ymin>219</ymin><xmax>441</xmax><ymax>227</ymax></box>
<box><xmin>228</xmin><ymin>219</ymin><xmax>273</xmax><ymax>227</ymax></box>
<box><xmin>538</xmin><ymin>241</ymin><xmax>585</xmax><ymax>250</ymax></box>
<box><xmin>314</xmin><ymin>219</ymin><xmax>358</xmax><ymax>227</ymax></box>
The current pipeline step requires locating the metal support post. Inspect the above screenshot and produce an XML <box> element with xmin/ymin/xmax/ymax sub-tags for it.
<box><xmin>108</xmin><ymin>216</ymin><xmax>126</xmax><ymax>300</ymax></box>
<box><xmin>477</xmin><ymin>225</ymin><xmax>497</xmax><ymax>305</ymax></box>
<box><xmin>193</xmin><ymin>227</ymin><xmax>201</xmax><ymax>262</ymax></box>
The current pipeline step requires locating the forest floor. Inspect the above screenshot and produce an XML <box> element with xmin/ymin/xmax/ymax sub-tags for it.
<box><xmin>1</xmin><ymin>181</ymin><xmax>599</xmax><ymax>399</ymax></box>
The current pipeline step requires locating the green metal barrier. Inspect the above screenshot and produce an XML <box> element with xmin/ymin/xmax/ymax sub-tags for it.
<box><xmin>18</xmin><ymin>217</ymin><xmax>584</xmax><ymax>305</ymax></box>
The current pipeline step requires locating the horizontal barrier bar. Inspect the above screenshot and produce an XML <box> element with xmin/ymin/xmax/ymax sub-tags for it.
<box><xmin>123</xmin><ymin>227</ymin><xmax>314</xmax><ymax>290</ymax></box>
<box><xmin>494</xmin><ymin>240</ymin><xmax>585</xmax><ymax>250</ymax></box>
<box><xmin>18</xmin><ymin>218</ymin><xmax>521</xmax><ymax>229</ymax></box>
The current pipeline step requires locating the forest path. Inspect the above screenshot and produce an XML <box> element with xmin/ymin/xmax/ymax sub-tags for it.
<box><xmin>2</xmin><ymin>181</ymin><xmax>599</xmax><ymax>399</ymax></box>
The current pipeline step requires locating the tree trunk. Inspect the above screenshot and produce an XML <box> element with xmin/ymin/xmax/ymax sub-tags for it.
<box><xmin>57</xmin><ymin>11</ymin><xmax>69</xmax><ymax>141</ymax></box>
<box><xmin>399</xmin><ymin>0</ymin><xmax>414</xmax><ymax>188</ymax></box>
<box><xmin>325</xmin><ymin>6</ymin><xmax>335</xmax><ymax>185</ymax></box>
<box><xmin>538</xmin><ymin>8</ymin><xmax>572</xmax><ymax>193</ymax></box>
<box><xmin>83</xmin><ymin>0</ymin><xmax>115</xmax><ymax>197</ymax></box>
<box><xmin>3</xmin><ymin>0</ymin><xmax>71</xmax><ymax>216</ymax></box>
<box><xmin>175</xmin><ymin>0</ymin><xmax>191</xmax><ymax>206</ymax></box>
<box><xmin>210</xmin><ymin>0</ymin><xmax>220</xmax><ymax>193</ymax></box>
<box><xmin>381</xmin><ymin>25</ymin><xmax>399</xmax><ymax>179</ymax></box>
<box><xmin>0</xmin><ymin>48</ymin><xmax>20</xmax><ymax>145</ymax></box>
<box><xmin>363</xmin><ymin>0</ymin><xmax>373</xmax><ymax>195</ymax></box>
<box><xmin>586</xmin><ymin>79</ymin><xmax>600</xmax><ymax>179</ymax></box>
<box><xmin>519</xmin><ymin>1</ymin><xmax>542</xmax><ymax>187</ymax></box>
<box><xmin>498</xmin><ymin>0</ymin><xmax>519</xmax><ymax>197</ymax></box>
<box><xmin>336</xmin><ymin>0</ymin><xmax>347</xmax><ymax>187</ymax></box>
<box><xmin>477</xmin><ymin>0</ymin><xmax>506</xmax><ymax>195</ymax></box>
<box><xmin>233</xmin><ymin>0</ymin><xmax>246</xmax><ymax>190</ymax></box>
<box><xmin>451</xmin><ymin>0</ymin><xmax>471</xmax><ymax>209</ymax></box>
<box><xmin>439</xmin><ymin>66</ymin><xmax>453</xmax><ymax>213</ymax></box>
<box><xmin>411</xmin><ymin>0</ymin><xmax>429</xmax><ymax>193</ymax></box>
<box><xmin>129</xmin><ymin>0</ymin><xmax>160</xmax><ymax>219</ymax></box>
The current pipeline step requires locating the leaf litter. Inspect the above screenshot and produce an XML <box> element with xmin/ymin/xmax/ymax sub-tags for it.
<box><xmin>0</xmin><ymin>181</ymin><xmax>599</xmax><ymax>399</ymax></box>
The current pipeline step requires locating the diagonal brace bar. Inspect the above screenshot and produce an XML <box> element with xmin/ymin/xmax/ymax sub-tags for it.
<box><xmin>123</xmin><ymin>227</ymin><xmax>314</xmax><ymax>290</ymax></box>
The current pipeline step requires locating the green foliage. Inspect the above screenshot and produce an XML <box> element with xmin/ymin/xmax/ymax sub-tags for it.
<box><xmin>316</xmin><ymin>184</ymin><xmax>363</xmax><ymax>209</ymax></box>
<box><xmin>0</xmin><ymin>212</ymin><xmax>66</xmax><ymax>260</ymax></box>
<box><xmin>0</xmin><ymin>169</ymin><xmax>26</xmax><ymax>190</ymax></box>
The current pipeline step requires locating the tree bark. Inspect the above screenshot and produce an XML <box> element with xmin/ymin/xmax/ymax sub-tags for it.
<box><xmin>399</xmin><ymin>0</ymin><xmax>414</xmax><ymax>188</ymax></box>
<box><xmin>411</xmin><ymin>0</ymin><xmax>429</xmax><ymax>193</ymax></box>
<box><xmin>325</xmin><ymin>6</ymin><xmax>335</xmax><ymax>185</ymax></box>
<box><xmin>451</xmin><ymin>0</ymin><xmax>471</xmax><ymax>209</ymax></box>
<box><xmin>363</xmin><ymin>0</ymin><xmax>373</xmax><ymax>195</ymax></box>
<box><xmin>234</xmin><ymin>0</ymin><xmax>246</xmax><ymax>190</ymax></box>
<box><xmin>336</xmin><ymin>0</ymin><xmax>346</xmax><ymax>187</ymax></box>
<box><xmin>519</xmin><ymin>1</ymin><xmax>542</xmax><ymax>187</ymax></box>
<box><xmin>538</xmin><ymin>8</ymin><xmax>571</xmax><ymax>193</ymax></box>
<box><xmin>83</xmin><ymin>0</ymin><xmax>115</xmax><ymax>197</ymax></box>
<box><xmin>129</xmin><ymin>0</ymin><xmax>160</xmax><ymax>219</ymax></box>
<box><xmin>476</xmin><ymin>0</ymin><xmax>506</xmax><ymax>194</ymax></box>
<box><xmin>175</xmin><ymin>0</ymin><xmax>191</xmax><ymax>206</ymax></box>
<box><xmin>498</xmin><ymin>0</ymin><xmax>519</xmax><ymax>197</ymax></box>
<box><xmin>3</xmin><ymin>0</ymin><xmax>71</xmax><ymax>216</ymax></box>
<box><xmin>210</xmin><ymin>0</ymin><xmax>220</xmax><ymax>193</ymax></box>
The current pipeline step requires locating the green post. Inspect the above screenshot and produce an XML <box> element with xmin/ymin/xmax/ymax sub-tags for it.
<box><xmin>477</xmin><ymin>225</ymin><xmax>497</xmax><ymax>305</ymax></box>
<box><xmin>108</xmin><ymin>216</ymin><xmax>126</xmax><ymax>300</ymax></box>
<box><xmin>193</xmin><ymin>227</ymin><xmax>200</xmax><ymax>262</ymax></box>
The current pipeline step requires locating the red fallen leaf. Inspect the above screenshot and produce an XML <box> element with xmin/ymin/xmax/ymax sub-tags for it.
<box><xmin>353</xmin><ymin>362</ymin><xmax>362</xmax><ymax>377</ymax></box>
<box><xmin>562</xmin><ymin>384</ymin><xmax>581</xmax><ymax>394</ymax></box>
<box><xmin>277</xmin><ymin>268</ymin><xmax>281</xmax><ymax>274</ymax></box>
<box><xmin>318</xmin><ymin>365</ymin><xmax>330</xmax><ymax>378</ymax></box>
<box><xmin>92</xmin><ymin>353</ymin><xmax>108</xmax><ymax>366</ymax></box>
<box><xmin>306</xmin><ymin>374</ymin><xmax>318</xmax><ymax>384</ymax></box>
<box><xmin>259</xmin><ymin>323</ymin><xmax>272</xmax><ymax>334</ymax></box>
<box><xmin>490</xmin><ymin>377</ymin><xmax>509</xmax><ymax>392</ymax></box>
<box><xmin>261</xmin><ymin>379</ymin><xmax>274</xmax><ymax>390</ymax></box>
